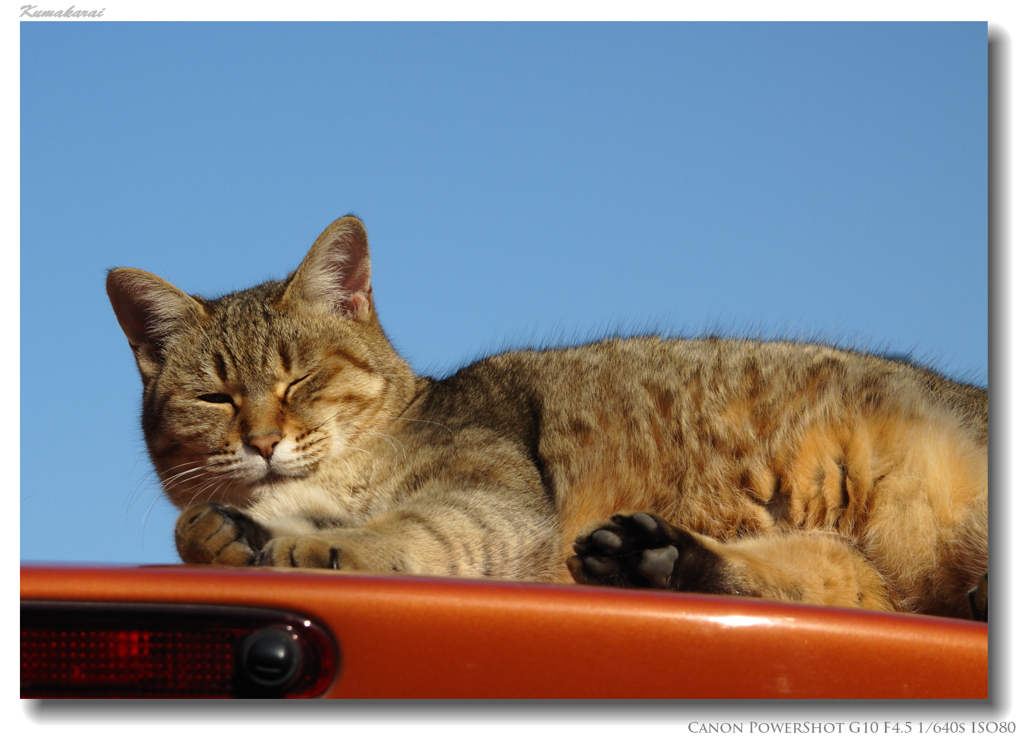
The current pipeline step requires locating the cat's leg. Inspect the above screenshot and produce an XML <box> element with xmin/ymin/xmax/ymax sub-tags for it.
<box><xmin>568</xmin><ymin>511</ymin><xmax>893</xmax><ymax>611</ymax></box>
<box><xmin>175</xmin><ymin>502</ymin><xmax>273</xmax><ymax>566</ymax></box>
<box><xmin>253</xmin><ymin>488</ymin><xmax>563</xmax><ymax>580</ymax></box>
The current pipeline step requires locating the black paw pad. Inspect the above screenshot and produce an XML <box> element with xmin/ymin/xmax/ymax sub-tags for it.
<box><xmin>589</xmin><ymin>530</ymin><xmax>623</xmax><ymax>553</ymax></box>
<box><xmin>637</xmin><ymin>546</ymin><xmax>680</xmax><ymax>589</ymax></box>
<box><xmin>628</xmin><ymin>512</ymin><xmax>660</xmax><ymax>535</ymax></box>
<box><xmin>568</xmin><ymin>511</ymin><xmax>684</xmax><ymax>589</ymax></box>
<box><xmin>567</xmin><ymin>511</ymin><xmax>728</xmax><ymax>594</ymax></box>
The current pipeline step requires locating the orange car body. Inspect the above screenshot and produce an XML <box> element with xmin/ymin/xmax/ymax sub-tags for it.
<box><xmin>20</xmin><ymin>563</ymin><xmax>987</xmax><ymax>699</ymax></box>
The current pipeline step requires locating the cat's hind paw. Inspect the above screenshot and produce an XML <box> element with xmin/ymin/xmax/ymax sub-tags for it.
<box><xmin>174</xmin><ymin>502</ymin><xmax>271</xmax><ymax>566</ymax></box>
<box><xmin>567</xmin><ymin>511</ymin><xmax>730</xmax><ymax>593</ymax></box>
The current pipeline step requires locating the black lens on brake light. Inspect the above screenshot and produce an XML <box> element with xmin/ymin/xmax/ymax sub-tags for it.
<box><xmin>237</xmin><ymin>628</ymin><xmax>304</xmax><ymax>692</ymax></box>
<box><xmin>21</xmin><ymin>603</ymin><xmax>338</xmax><ymax>699</ymax></box>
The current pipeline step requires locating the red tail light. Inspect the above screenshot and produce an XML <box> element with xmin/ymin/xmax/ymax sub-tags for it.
<box><xmin>21</xmin><ymin>603</ymin><xmax>338</xmax><ymax>698</ymax></box>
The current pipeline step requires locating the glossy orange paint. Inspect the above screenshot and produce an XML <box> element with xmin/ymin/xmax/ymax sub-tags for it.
<box><xmin>21</xmin><ymin>564</ymin><xmax>987</xmax><ymax>699</ymax></box>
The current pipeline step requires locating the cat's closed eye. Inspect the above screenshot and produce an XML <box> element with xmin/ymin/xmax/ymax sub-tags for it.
<box><xmin>285</xmin><ymin>374</ymin><xmax>312</xmax><ymax>402</ymax></box>
<box><xmin>198</xmin><ymin>393</ymin><xmax>234</xmax><ymax>405</ymax></box>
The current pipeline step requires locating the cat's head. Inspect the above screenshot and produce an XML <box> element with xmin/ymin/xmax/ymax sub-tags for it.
<box><xmin>107</xmin><ymin>215</ymin><xmax>417</xmax><ymax>511</ymax></box>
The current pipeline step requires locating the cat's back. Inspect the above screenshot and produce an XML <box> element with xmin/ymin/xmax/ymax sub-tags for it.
<box><xmin>426</xmin><ymin>336</ymin><xmax>985</xmax><ymax>438</ymax></box>
<box><xmin>405</xmin><ymin>337</ymin><xmax>987</xmax><ymax>547</ymax></box>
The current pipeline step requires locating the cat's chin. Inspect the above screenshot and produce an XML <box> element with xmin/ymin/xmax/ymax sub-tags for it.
<box><xmin>233</xmin><ymin>455</ymin><xmax>320</xmax><ymax>486</ymax></box>
<box><xmin>256</xmin><ymin>469</ymin><xmax>307</xmax><ymax>486</ymax></box>
<box><xmin>244</xmin><ymin>468</ymin><xmax>319</xmax><ymax>499</ymax></box>
<box><xmin>166</xmin><ymin>469</ymin><xmax>315</xmax><ymax>512</ymax></box>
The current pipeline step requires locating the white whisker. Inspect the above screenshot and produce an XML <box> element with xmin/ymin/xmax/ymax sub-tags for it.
<box><xmin>140</xmin><ymin>491</ymin><xmax>166</xmax><ymax>538</ymax></box>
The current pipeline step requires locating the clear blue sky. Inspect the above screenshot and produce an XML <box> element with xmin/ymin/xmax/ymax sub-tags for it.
<box><xmin>20</xmin><ymin>22</ymin><xmax>988</xmax><ymax>565</ymax></box>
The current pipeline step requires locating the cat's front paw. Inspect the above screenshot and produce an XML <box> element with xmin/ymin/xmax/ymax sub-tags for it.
<box><xmin>256</xmin><ymin>534</ymin><xmax>370</xmax><ymax>571</ymax></box>
<box><xmin>567</xmin><ymin>511</ymin><xmax>729</xmax><ymax>592</ymax></box>
<box><xmin>175</xmin><ymin>502</ymin><xmax>272</xmax><ymax>566</ymax></box>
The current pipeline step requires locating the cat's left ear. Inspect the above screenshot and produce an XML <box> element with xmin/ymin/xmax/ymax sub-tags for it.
<box><xmin>106</xmin><ymin>267</ymin><xmax>207</xmax><ymax>381</ymax></box>
<box><xmin>284</xmin><ymin>215</ymin><xmax>374</xmax><ymax>321</ymax></box>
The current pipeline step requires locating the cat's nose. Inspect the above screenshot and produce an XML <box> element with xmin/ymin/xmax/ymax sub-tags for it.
<box><xmin>247</xmin><ymin>432</ymin><xmax>282</xmax><ymax>459</ymax></box>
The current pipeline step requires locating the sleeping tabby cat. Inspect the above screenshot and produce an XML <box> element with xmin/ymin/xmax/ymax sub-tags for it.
<box><xmin>107</xmin><ymin>216</ymin><xmax>988</xmax><ymax>619</ymax></box>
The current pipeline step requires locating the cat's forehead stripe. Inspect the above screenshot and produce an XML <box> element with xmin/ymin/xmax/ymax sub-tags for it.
<box><xmin>277</xmin><ymin>343</ymin><xmax>292</xmax><ymax>374</ymax></box>
<box><xmin>213</xmin><ymin>351</ymin><xmax>229</xmax><ymax>383</ymax></box>
<box><xmin>327</xmin><ymin>347</ymin><xmax>374</xmax><ymax>375</ymax></box>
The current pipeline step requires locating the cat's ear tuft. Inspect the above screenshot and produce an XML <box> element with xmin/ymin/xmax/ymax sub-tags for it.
<box><xmin>285</xmin><ymin>215</ymin><xmax>374</xmax><ymax>321</ymax></box>
<box><xmin>106</xmin><ymin>268</ymin><xmax>206</xmax><ymax>380</ymax></box>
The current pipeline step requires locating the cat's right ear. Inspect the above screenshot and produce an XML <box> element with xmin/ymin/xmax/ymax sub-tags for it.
<box><xmin>283</xmin><ymin>215</ymin><xmax>374</xmax><ymax>321</ymax></box>
<box><xmin>106</xmin><ymin>268</ymin><xmax>206</xmax><ymax>381</ymax></box>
